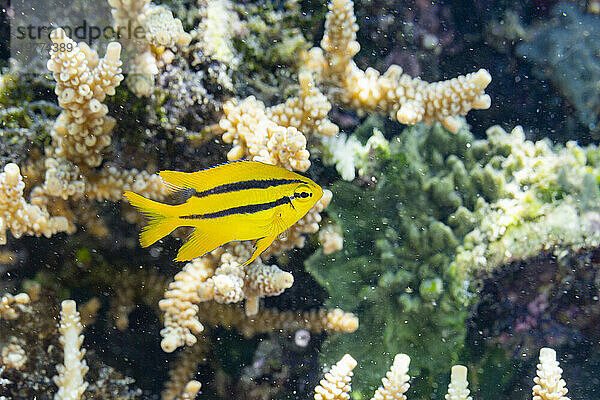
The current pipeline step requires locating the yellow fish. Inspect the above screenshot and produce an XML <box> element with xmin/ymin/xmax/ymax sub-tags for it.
<box><xmin>123</xmin><ymin>160</ymin><xmax>323</xmax><ymax>265</ymax></box>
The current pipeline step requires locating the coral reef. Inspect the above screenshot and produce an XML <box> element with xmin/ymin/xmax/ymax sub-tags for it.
<box><xmin>108</xmin><ymin>0</ymin><xmax>192</xmax><ymax>96</ymax></box>
<box><xmin>316</xmin><ymin>347</ymin><xmax>568</xmax><ymax>400</ymax></box>
<box><xmin>466</xmin><ymin>248</ymin><xmax>600</xmax><ymax>398</ymax></box>
<box><xmin>517</xmin><ymin>3</ymin><xmax>600</xmax><ymax>133</ymax></box>
<box><xmin>0</xmin><ymin>291</ymin><xmax>144</xmax><ymax>399</ymax></box>
<box><xmin>2</xmin><ymin>0</ymin><xmax>597</xmax><ymax>398</ymax></box>
<box><xmin>304</xmin><ymin>0</ymin><xmax>491</xmax><ymax>133</ymax></box>
<box><xmin>307</xmin><ymin>121</ymin><xmax>600</xmax><ymax>396</ymax></box>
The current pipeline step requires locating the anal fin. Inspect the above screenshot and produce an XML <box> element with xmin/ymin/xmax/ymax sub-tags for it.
<box><xmin>174</xmin><ymin>229</ymin><xmax>227</xmax><ymax>262</ymax></box>
<box><xmin>241</xmin><ymin>234</ymin><xmax>277</xmax><ymax>266</ymax></box>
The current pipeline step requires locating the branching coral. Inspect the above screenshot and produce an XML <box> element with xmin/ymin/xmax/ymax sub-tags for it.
<box><xmin>371</xmin><ymin>354</ymin><xmax>411</xmax><ymax>400</ymax></box>
<box><xmin>532</xmin><ymin>348</ymin><xmax>570</xmax><ymax>400</ymax></box>
<box><xmin>159</xmin><ymin>258</ymin><xmax>215</xmax><ymax>352</ymax></box>
<box><xmin>47</xmin><ymin>28</ymin><xmax>124</xmax><ymax>169</ymax></box>
<box><xmin>196</xmin><ymin>303</ymin><xmax>358</xmax><ymax>339</ymax></box>
<box><xmin>314</xmin><ymin>353</ymin><xmax>356</xmax><ymax>400</ymax></box>
<box><xmin>159</xmin><ymin>247</ymin><xmax>357</xmax><ymax>353</ymax></box>
<box><xmin>220</xmin><ymin>96</ymin><xmax>313</xmax><ymax>170</ymax></box>
<box><xmin>218</xmin><ymin>38</ymin><xmax>339</xmax><ymax>170</ymax></box>
<box><xmin>196</xmin><ymin>251</ymin><xmax>294</xmax><ymax>316</ymax></box>
<box><xmin>161</xmin><ymin>341</ymin><xmax>207</xmax><ymax>400</ymax></box>
<box><xmin>219</xmin><ymin>89</ymin><xmax>337</xmax><ymax>171</ymax></box>
<box><xmin>0</xmin><ymin>163</ymin><xmax>71</xmax><ymax>244</ymax></box>
<box><xmin>53</xmin><ymin>300</ymin><xmax>88</xmax><ymax>400</ymax></box>
<box><xmin>307</xmin><ymin>121</ymin><xmax>600</xmax><ymax>395</ymax></box>
<box><xmin>0</xmin><ymin>292</ymin><xmax>30</xmax><ymax>320</ymax></box>
<box><xmin>445</xmin><ymin>366</ymin><xmax>472</xmax><ymax>400</ymax></box>
<box><xmin>108</xmin><ymin>0</ymin><xmax>192</xmax><ymax>96</ymax></box>
<box><xmin>319</xmin><ymin>347</ymin><xmax>567</xmax><ymax>400</ymax></box>
<box><xmin>305</xmin><ymin>0</ymin><xmax>491</xmax><ymax>133</ymax></box>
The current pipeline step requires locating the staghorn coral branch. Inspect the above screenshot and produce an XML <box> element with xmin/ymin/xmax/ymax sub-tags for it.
<box><xmin>53</xmin><ymin>300</ymin><xmax>89</xmax><ymax>400</ymax></box>
<box><xmin>314</xmin><ymin>354</ymin><xmax>357</xmax><ymax>400</ymax></box>
<box><xmin>320</xmin><ymin>347</ymin><xmax>566</xmax><ymax>400</ymax></box>
<box><xmin>159</xmin><ymin>258</ymin><xmax>215</xmax><ymax>353</ymax></box>
<box><xmin>161</xmin><ymin>340</ymin><xmax>207</xmax><ymax>400</ymax></box>
<box><xmin>306</xmin><ymin>0</ymin><xmax>491</xmax><ymax>133</ymax></box>
<box><xmin>533</xmin><ymin>348</ymin><xmax>570</xmax><ymax>400</ymax></box>
<box><xmin>196</xmin><ymin>303</ymin><xmax>358</xmax><ymax>339</ymax></box>
<box><xmin>445</xmin><ymin>366</ymin><xmax>472</xmax><ymax>400</ymax></box>
<box><xmin>371</xmin><ymin>354</ymin><xmax>411</xmax><ymax>400</ymax></box>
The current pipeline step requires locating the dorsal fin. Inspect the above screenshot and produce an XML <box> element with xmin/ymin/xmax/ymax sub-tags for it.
<box><xmin>158</xmin><ymin>160</ymin><xmax>308</xmax><ymax>192</ymax></box>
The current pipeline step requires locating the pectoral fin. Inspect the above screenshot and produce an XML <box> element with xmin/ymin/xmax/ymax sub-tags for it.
<box><xmin>240</xmin><ymin>234</ymin><xmax>277</xmax><ymax>266</ymax></box>
<box><xmin>278</xmin><ymin>228</ymin><xmax>290</xmax><ymax>240</ymax></box>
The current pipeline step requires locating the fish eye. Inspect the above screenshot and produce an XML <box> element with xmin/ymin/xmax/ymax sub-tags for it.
<box><xmin>294</xmin><ymin>184</ymin><xmax>313</xmax><ymax>202</ymax></box>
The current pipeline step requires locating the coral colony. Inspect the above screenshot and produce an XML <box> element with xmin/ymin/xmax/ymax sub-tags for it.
<box><xmin>0</xmin><ymin>0</ymin><xmax>596</xmax><ymax>399</ymax></box>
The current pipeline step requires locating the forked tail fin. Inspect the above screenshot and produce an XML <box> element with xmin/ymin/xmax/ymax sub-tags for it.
<box><xmin>123</xmin><ymin>191</ymin><xmax>180</xmax><ymax>247</ymax></box>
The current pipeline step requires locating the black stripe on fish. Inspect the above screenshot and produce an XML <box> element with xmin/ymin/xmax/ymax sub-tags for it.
<box><xmin>181</xmin><ymin>196</ymin><xmax>294</xmax><ymax>220</ymax></box>
<box><xmin>192</xmin><ymin>179</ymin><xmax>305</xmax><ymax>198</ymax></box>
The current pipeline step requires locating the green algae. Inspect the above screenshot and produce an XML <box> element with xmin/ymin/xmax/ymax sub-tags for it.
<box><xmin>233</xmin><ymin>0</ymin><xmax>310</xmax><ymax>72</ymax></box>
<box><xmin>307</xmin><ymin>123</ymin><xmax>478</xmax><ymax>397</ymax></box>
<box><xmin>0</xmin><ymin>71</ymin><xmax>59</xmax><ymax>164</ymax></box>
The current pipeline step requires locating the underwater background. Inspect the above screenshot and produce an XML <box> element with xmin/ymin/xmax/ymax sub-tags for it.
<box><xmin>0</xmin><ymin>0</ymin><xmax>599</xmax><ymax>399</ymax></box>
